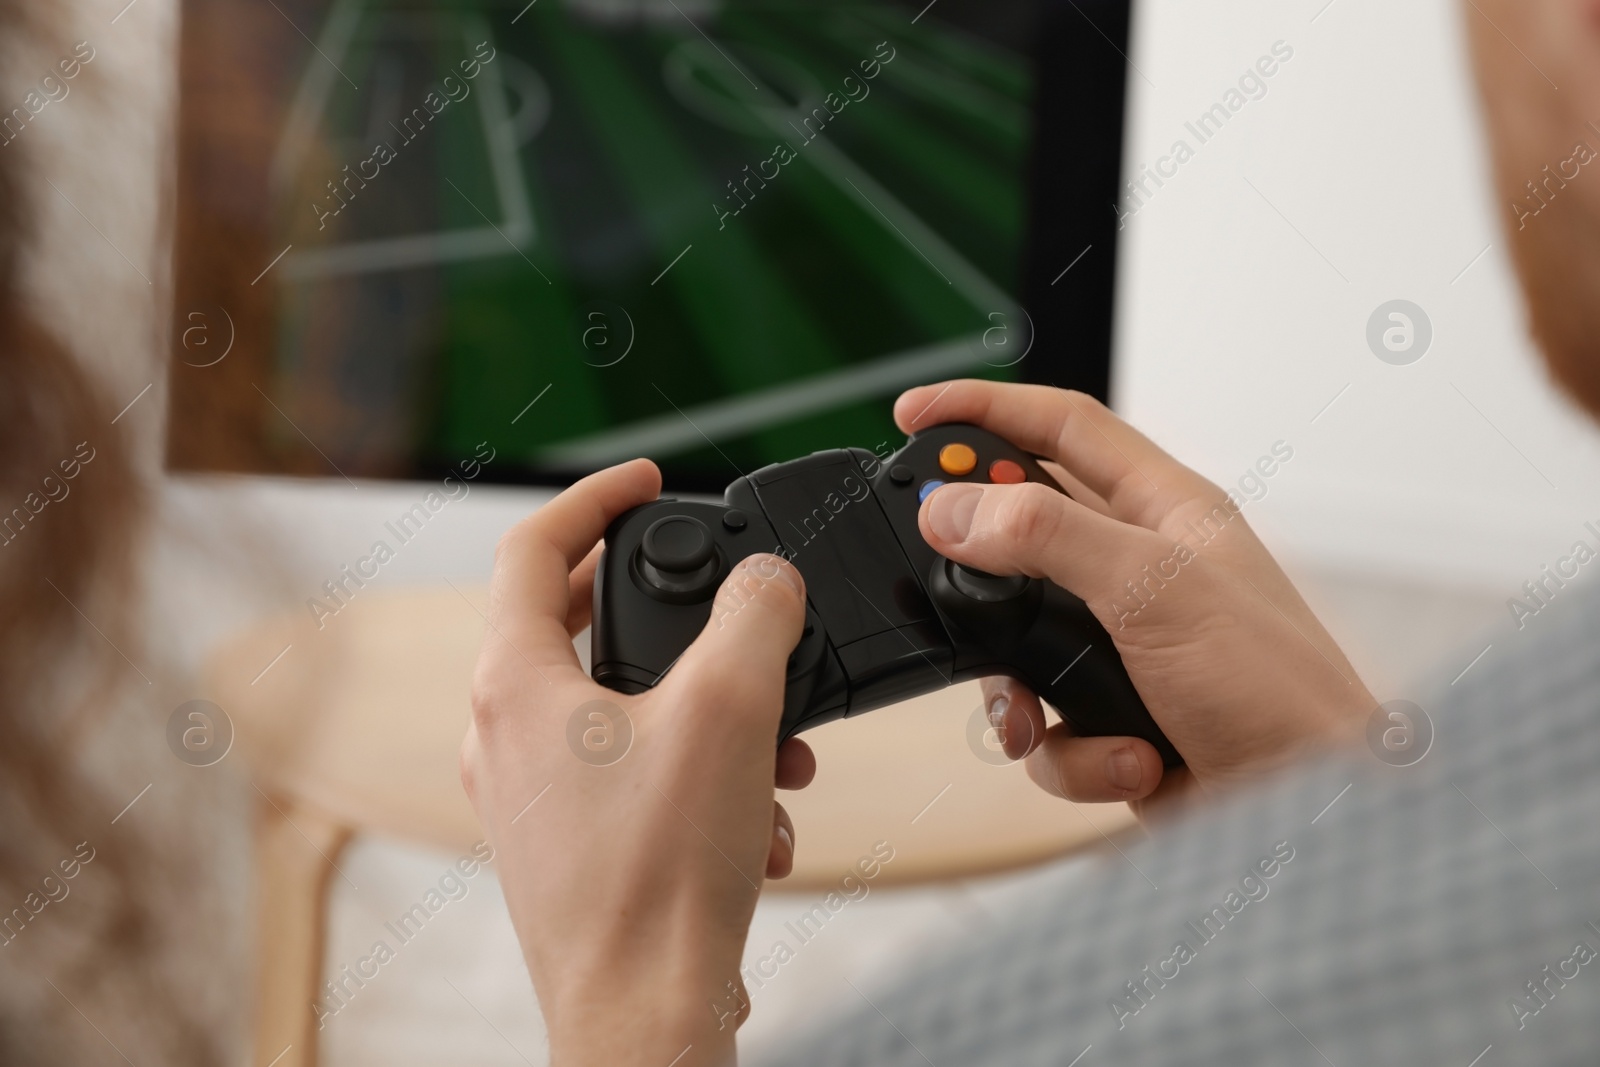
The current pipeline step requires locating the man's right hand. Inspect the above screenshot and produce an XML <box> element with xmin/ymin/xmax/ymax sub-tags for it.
<box><xmin>895</xmin><ymin>380</ymin><xmax>1373</xmax><ymax>819</ymax></box>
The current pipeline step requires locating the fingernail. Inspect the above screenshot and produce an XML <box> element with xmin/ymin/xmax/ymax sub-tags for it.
<box><xmin>987</xmin><ymin>695</ymin><xmax>1008</xmax><ymax>732</ymax></box>
<box><xmin>928</xmin><ymin>483</ymin><xmax>983</xmax><ymax>543</ymax></box>
<box><xmin>750</xmin><ymin>554</ymin><xmax>804</xmax><ymax>599</ymax></box>
<box><xmin>1107</xmin><ymin>748</ymin><xmax>1142</xmax><ymax>793</ymax></box>
<box><xmin>776</xmin><ymin>824</ymin><xmax>793</xmax><ymax>853</ymax></box>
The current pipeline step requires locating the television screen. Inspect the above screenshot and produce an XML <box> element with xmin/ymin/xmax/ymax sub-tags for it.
<box><xmin>170</xmin><ymin>0</ymin><xmax>1053</xmax><ymax>489</ymax></box>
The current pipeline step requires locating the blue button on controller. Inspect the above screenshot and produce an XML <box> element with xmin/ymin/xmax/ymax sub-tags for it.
<box><xmin>918</xmin><ymin>479</ymin><xmax>945</xmax><ymax>503</ymax></box>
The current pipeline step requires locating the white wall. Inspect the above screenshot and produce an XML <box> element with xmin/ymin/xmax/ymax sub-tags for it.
<box><xmin>1114</xmin><ymin>0</ymin><xmax>1600</xmax><ymax>591</ymax></box>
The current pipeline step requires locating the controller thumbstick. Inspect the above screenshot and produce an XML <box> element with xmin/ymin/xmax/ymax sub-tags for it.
<box><xmin>636</xmin><ymin>515</ymin><xmax>721</xmax><ymax>601</ymax></box>
<box><xmin>641</xmin><ymin>515</ymin><xmax>715</xmax><ymax>572</ymax></box>
<box><xmin>948</xmin><ymin>562</ymin><xmax>1031</xmax><ymax>603</ymax></box>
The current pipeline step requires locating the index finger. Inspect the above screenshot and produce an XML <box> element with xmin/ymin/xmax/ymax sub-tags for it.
<box><xmin>484</xmin><ymin>458</ymin><xmax>661</xmax><ymax>676</ymax></box>
<box><xmin>894</xmin><ymin>380</ymin><xmax>1213</xmax><ymax>526</ymax></box>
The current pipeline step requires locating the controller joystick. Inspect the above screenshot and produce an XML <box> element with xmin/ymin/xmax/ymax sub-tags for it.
<box><xmin>591</xmin><ymin>422</ymin><xmax>1181</xmax><ymax>766</ymax></box>
<box><xmin>946</xmin><ymin>562</ymin><xmax>1031</xmax><ymax>603</ymax></box>
<box><xmin>635</xmin><ymin>515</ymin><xmax>721</xmax><ymax>601</ymax></box>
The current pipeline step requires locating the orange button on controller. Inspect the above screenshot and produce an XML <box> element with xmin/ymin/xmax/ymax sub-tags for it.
<box><xmin>938</xmin><ymin>442</ymin><xmax>978</xmax><ymax>476</ymax></box>
<box><xmin>988</xmin><ymin>459</ymin><xmax>1026</xmax><ymax>484</ymax></box>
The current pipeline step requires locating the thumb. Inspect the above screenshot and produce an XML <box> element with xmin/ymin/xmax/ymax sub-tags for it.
<box><xmin>919</xmin><ymin>481</ymin><xmax>1167</xmax><ymax>606</ymax></box>
<box><xmin>662</xmin><ymin>554</ymin><xmax>808</xmax><ymax>739</ymax></box>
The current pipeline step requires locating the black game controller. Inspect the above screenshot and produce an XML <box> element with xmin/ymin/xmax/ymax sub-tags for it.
<box><xmin>591</xmin><ymin>424</ymin><xmax>1180</xmax><ymax>766</ymax></box>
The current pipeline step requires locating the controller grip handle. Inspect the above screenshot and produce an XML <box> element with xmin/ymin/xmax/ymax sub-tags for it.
<box><xmin>1026</xmin><ymin>586</ymin><xmax>1180</xmax><ymax>766</ymax></box>
<box><xmin>929</xmin><ymin>561</ymin><xmax>1182</xmax><ymax>767</ymax></box>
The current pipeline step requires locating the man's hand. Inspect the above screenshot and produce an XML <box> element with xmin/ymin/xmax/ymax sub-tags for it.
<box><xmin>459</xmin><ymin>459</ymin><xmax>814</xmax><ymax>1067</ymax></box>
<box><xmin>896</xmin><ymin>381</ymin><xmax>1372</xmax><ymax>819</ymax></box>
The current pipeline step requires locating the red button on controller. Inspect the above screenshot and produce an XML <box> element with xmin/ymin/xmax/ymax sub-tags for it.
<box><xmin>988</xmin><ymin>459</ymin><xmax>1026</xmax><ymax>484</ymax></box>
